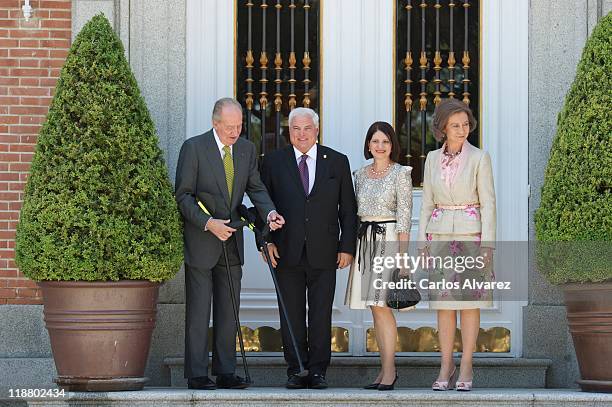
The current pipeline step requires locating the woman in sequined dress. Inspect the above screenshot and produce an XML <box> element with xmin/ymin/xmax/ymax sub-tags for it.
<box><xmin>344</xmin><ymin>121</ymin><xmax>413</xmax><ymax>391</ymax></box>
<box><xmin>417</xmin><ymin>99</ymin><xmax>496</xmax><ymax>392</ymax></box>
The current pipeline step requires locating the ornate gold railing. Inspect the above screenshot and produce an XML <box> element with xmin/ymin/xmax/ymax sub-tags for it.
<box><xmin>211</xmin><ymin>326</ymin><xmax>511</xmax><ymax>353</ymax></box>
<box><xmin>397</xmin><ymin>0</ymin><xmax>480</xmax><ymax>186</ymax></box>
<box><xmin>237</xmin><ymin>0</ymin><xmax>320</xmax><ymax>157</ymax></box>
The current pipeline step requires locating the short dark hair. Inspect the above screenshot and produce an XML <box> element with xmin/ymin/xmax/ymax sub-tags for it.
<box><xmin>432</xmin><ymin>99</ymin><xmax>478</xmax><ymax>142</ymax></box>
<box><xmin>363</xmin><ymin>121</ymin><xmax>401</xmax><ymax>162</ymax></box>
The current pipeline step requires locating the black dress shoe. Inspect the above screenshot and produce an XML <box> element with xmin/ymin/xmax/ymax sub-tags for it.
<box><xmin>187</xmin><ymin>376</ymin><xmax>217</xmax><ymax>390</ymax></box>
<box><xmin>216</xmin><ymin>374</ymin><xmax>251</xmax><ymax>389</ymax></box>
<box><xmin>363</xmin><ymin>381</ymin><xmax>381</xmax><ymax>390</ymax></box>
<box><xmin>377</xmin><ymin>375</ymin><xmax>398</xmax><ymax>391</ymax></box>
<box><xmin>285</xmin><ymin>374</ymin><xmax>307</xmax><ymax>389</ymax></box>
<box><xmin>309</xmin><ymin>374</ymin><xmax>328</xmax><ymax>389</ymax></box>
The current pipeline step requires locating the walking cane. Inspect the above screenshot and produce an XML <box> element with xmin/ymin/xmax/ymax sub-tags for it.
<box><xmin>237</xmin><ymin>206</ymin><xmax>309</xmax><ymax>378</ymax></box>
<box><xmin>196</xmin><ymin>197</ymin><xmax>251</xmax><ymax>384</ymax></box>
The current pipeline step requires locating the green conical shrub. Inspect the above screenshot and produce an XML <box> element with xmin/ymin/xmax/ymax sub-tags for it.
<box><xmin>15</xmin><ymin>14</ymin><xmax>183</xmax><ymax>281</ymax></box>
<box><xmin>535</xmin><ymin>12</ymin><xmax>612</xmax><ymax>284</ymax></box>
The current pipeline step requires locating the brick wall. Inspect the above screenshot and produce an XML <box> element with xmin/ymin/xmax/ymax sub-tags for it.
<box><xmin>0</xmin><ymin>0</ymin><xmax>71</xmax><ymax>304</ymax></box>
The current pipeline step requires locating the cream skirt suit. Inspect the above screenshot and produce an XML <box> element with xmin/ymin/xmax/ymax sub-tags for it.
<box><xmin>417</xmin><ymin>141</ymin><xmax>496</xmax><ymax>310</ymax></box>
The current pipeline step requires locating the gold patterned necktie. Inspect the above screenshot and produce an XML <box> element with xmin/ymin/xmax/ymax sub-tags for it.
<box><xmin>222</xmin><ymin>145</ymin><xmax>234</xmax><ymax>199</ymax></box>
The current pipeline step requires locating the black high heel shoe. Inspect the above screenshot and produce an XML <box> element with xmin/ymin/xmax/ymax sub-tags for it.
<box><xmin>377</xmin><ymin>375</ymin><xmax>398</xmax><ymax>391</ymax></box>
<box><xmin>363</xmin><ymin>381</ymin><xmax>381</xmax><ymax>390</ymax></box>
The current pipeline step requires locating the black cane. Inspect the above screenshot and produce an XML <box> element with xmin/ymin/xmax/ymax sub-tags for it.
<box><xmin>221</xmin><ymin>239</ymin><xmax>251</xmax><ymax>384</ymax></box>
<box><xmin>238</xmin><ymin>206</ymin><xmax>309</xmax><ymax>378</ymax></box>
<box><xmin>260</xmin><ymin>241</ymin><xmax>309</xmax><ymax>378</ymax></box>
<box><xmin>196</xmin><ymin>197</ymin><xmax>251</xmax><ymax>384</ymax></box>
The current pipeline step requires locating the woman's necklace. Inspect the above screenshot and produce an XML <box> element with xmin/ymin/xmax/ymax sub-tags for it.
<box><xmin>443</xmin><ymin>145</ymin><xmax>462</xmax><ymax>157</ymax></box>
<box><xmin>370</xmin><ymin>162</ymin><xmax>392</xmax><ymax>176</ymax></box>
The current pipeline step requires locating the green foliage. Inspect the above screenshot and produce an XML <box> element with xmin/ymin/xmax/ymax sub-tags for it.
<box><xmin>535</xmin><ymin>12</ymin><xmax>612</xmax><ymax>284</ymax></box>
<box><xmin>15</xmin><ymin>14</ymin><xmax>183</xmax><ymax>282</ymax></box>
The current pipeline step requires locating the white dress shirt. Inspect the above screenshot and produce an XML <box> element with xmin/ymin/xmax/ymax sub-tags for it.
<box><xmin>293</xmin><ymin>144</ymin><xmax>317</xmax><ymax>194</ymax></box>
<box><xmin>213</xmin><ymin>129</ymin><xmax>232</xmax><ymax>157</ymax></box>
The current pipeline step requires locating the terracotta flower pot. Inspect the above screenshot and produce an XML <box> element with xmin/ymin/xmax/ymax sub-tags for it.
<box><xmin>564</xmin><ymin>282</ymin><xmax>612</xmax><ymax>393</ymax></box>
<box><xmin>40</xmin><ymin>280</ymin><xmax>160</xmax><ymax>391</ymax></box>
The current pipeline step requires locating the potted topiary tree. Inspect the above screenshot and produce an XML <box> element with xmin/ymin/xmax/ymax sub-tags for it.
<box><xmin>535</xmin><ymin>12</ymin><xmax>611</xmax><ymax>393</ymax></box>
<box><xmin>15</xmin><ymin>14</ymin><xmax>183</xmax><ymax>392</ymax></box>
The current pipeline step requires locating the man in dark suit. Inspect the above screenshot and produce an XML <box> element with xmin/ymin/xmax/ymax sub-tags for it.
<box><xmin>261</xmin><ymin>107</ymin><xmax>358</xmax><ymax>389</ymax></box>
<box><xmin>175</xmin><ymin>98</ymin><xmax>285</xmax><ymax>390</ymax></box>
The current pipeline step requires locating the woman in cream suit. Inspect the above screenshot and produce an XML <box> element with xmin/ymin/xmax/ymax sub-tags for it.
<box><xmin>417</xmin><ymin>99</ymin><xmax>496</xmax><ymax>392</ymax></box>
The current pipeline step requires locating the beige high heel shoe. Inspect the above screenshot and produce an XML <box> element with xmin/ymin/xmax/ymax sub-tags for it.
<box><xmin>456</xmin><ymin>371</ymin><xmax>473</xmax><ymax>392</ymax></box>
<box><xmin>456</xmin><ymin>380</ymin><xmax>473</xmax><ymax>391</ymax></box>
<box><xmin>431</xmin><ymin>367</ymin><xmax>457</xmax><ymax>391</ymax></box>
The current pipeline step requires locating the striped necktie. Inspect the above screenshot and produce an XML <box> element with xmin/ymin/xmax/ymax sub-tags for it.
<box><xmin>222</xmin><ymin>145</ymin><xmax>234</xmax><ymax>199</ymax></box>
<box><xmin>299</xmin><ymin>154</ymin><xmax>309</xmax><ymax>195</ymax></box>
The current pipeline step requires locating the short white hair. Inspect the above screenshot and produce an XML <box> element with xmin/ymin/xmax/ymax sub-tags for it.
<box><xmin>288</xmin><ymin>107</ymin><xmax>319</xmax><ymax>128</ymax></box>
<box><xmin>212</xmin><ymin>98</ymin><xmax>242</xmax><ymax>122</ymax></box>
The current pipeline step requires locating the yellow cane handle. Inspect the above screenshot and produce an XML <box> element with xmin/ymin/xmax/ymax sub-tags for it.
<box><xmin>196</xmin><ymin>199</ymin><xmax>211</xmax><ymax>216</ymax></box>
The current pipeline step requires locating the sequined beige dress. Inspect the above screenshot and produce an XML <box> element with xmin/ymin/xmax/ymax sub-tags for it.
<box><xmin>344</xmin><ymin>163</ymin><xmax>413</xmax><ymax>309</ymax></box>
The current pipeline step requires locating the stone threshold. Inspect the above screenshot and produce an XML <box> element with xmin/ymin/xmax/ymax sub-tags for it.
<box><xmin>8</xmin><ymin>388</ymin><xmax>612</xmax><ymax>407</ymax></box>
<box><xmin>164</xmin><ymin>356</ymin><xmax>552</xmax><ymax>388</ymax></box>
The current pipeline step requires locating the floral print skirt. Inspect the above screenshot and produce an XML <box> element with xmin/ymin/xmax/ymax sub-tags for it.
<box><xmin>426</xmin><ymin>233</ymin><xmax>494</xmax><ymax>310</ymax></box>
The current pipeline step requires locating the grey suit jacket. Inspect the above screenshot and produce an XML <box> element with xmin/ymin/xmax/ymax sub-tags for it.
<box><xmin>175</xmin><ymin>130</ymin><xmax>276</xmax><ymax>269</ymax></box>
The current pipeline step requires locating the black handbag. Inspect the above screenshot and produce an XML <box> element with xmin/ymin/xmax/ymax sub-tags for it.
<box><xmin>386</xmin><ymin>268</ymin><xmax>421</xmax><ymax>309</ymax></box>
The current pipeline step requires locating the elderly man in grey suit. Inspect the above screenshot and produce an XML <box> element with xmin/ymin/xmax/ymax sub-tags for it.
<box><xmin>176</xmin><ymin>98</ymin><xmax>284</xmax><ymax>390</ymax></box>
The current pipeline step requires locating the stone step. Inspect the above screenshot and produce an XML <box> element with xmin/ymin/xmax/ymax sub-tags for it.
<box><xmin>2</xmin><ymin>388</ymin><xmax>611</xmax><ymax>407</ymax></box>
<box><xmin>164</xmin><ymin>356</ymin><xmax>552</xmax><ymax>389</ymax></box>
<box><xmin>0</xmin><ymin>357</ymin><xmax>56</xmax><ymax>388</ymax></box>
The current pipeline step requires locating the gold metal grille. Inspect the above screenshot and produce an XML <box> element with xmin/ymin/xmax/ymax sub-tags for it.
<box><xmin>206</xmin><ymin>325</ymin><xmax>509</xmax><ymax>353</ymax></box>
<box><xmin>367</xmin><ymin>326</ymin><xmax>510</xmax><ymax>353</ymax></box>
<box><xmin>395</xmin><ymin>0</ymin><xmax>480</xmax><ymax>186</ymax></box>
<box><xmin>237</xmin><ymin>0</ymin><xmax>321</xmax><ymax>156</ymax></box>
<box><xmin>207</xmin><ymin>326</ymin><xmax>349</xmax><ymax>353</ymax></box>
